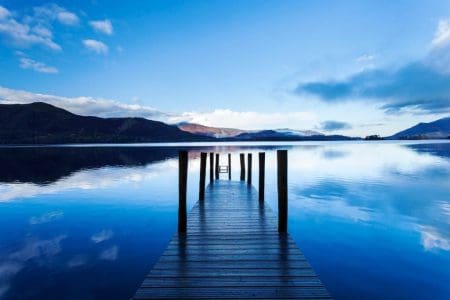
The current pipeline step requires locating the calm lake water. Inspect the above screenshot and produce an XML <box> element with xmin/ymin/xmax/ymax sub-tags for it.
<box><xmin>0</xmin><ymin>141</ymin><xmax>449</xmax><ymax>300</ymax></box>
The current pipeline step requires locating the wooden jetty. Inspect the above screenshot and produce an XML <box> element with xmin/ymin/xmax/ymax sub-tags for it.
<box><xmin>133</xmin><ymin>151</ymin><xmax>331</xmax><ymax>299</ymax></box>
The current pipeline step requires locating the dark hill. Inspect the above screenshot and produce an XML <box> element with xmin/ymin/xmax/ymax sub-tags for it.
<box><xmin>0</xmin><ymin>102</ymin><xmax>209</xmax><ymax>144</ymax></box>
<box><xmin>388</xmin><ymin>117</ymin><xmax>450</xmax><ymax>139</ymax></box>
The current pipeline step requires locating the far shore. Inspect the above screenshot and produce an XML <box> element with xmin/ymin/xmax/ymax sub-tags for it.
<box><xmin>1</xmin><ymin>139</ymin><xmax>449</xmax><ymax>148</ymax></box>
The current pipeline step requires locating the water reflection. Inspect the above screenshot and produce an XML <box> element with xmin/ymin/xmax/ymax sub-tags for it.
<box><xmin>275</xmin><ymin>143</ymin><xmax>450</xmax><ymax>300</ymax></box>
<box><xmin>0</xmin><ymin>141</ymin><xmax>449</xmax><ymax>299</ymax></box>
<box><xmin>0</xmin><ymin>147</ymin><xmax>180</xmax><ymax>184</ymax></box>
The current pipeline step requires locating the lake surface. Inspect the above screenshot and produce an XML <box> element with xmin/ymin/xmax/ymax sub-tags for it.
<box><xmin>0</xmin><ymin>141</ymin><xmax>449</xmax><ymax>300</ymax></box>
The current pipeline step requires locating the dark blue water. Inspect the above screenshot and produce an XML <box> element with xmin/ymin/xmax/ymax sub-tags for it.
<box><xmin>0</xmin><ymin>141</ymin><xmax>449</xmax><ymax>300</ymax></box>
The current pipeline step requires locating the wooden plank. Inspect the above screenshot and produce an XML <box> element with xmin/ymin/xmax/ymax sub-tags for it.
<box><xmin>135</xmin><ymin>287</ymin><xmax>330</xmax><ymax>299</ymax></box>
<box><xmin>153</xmin><ymin>261</ymin><xmax>313</xmax><ymax>270</ymax></box>
<box><xmin>142</xmin><ymin>276</ymin><xmax>324</xmax><ymax>287</ymax></box>
<box><xmin>168</xmin><ymin>239</ymin><xmax>297</xmax><ymax>245</ymax></box>
<box><xmin>172</xmin><ymin>234</ymin><xmax>291</xmax><ymax>240</ymax></box>
<box><xmin>133</xmin><ymin>180</ymin><xmax>330</xmax><ymax>299</ymax></box>
<box><xmin>161</xmin><ymin>249</ymin><xmax>300</xmax><ymax>256</ymax></box>
<box><xmin>158</xmin><ymin>254</ymin><xmax>306</xmax><ymax>262</ymax></box>
<box><xmin>150</xmin><ymin>268</ymin><xmax>315</xmax><ymax>277</ymax></box>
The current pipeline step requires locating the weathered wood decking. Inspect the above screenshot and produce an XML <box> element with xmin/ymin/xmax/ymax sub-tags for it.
<box><xmin>134</xmin><ymin>180</ymin><xmax>331</xmax><ymax>299</ymax></box>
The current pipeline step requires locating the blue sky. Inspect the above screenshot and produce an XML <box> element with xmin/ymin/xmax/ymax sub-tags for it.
<box><xmin>0</xmin><ymin>0</ymin><xmax>449</xmax><ymax>136</ymax></box>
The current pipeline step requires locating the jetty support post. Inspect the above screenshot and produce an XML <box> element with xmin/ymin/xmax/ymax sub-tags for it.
<box><xmin>228</xmin><ymin>153</ymin><xmax>231</xmax><ymax>180</ymax></box>
<box><xmin>215</xmin><ymin>153</ymin><xmax>220</xmax><ymax>180</ymax></box>
<box><xmin>247</xmin><ymin>153</ymin><xmax>252</xmax><ymax>185</ymax></box>
<box><xmin>277</xmin><ymin>150</ymin><xmax>288</xmax><ymax>233</ymax></box>
<box><xmin>259</xmin><ymin>152</ymin><xmax>265</xmax><ymax>201</ymax></box>
<box><xmin>209</xmin><ymin>152</ymin><xmax>214</xmax><ymax>182</ymax></box>
<box><xmin>178</xmin><ymin>151</ymin><xmax>188</xmax><ymax>233</ymax></box>
<box><xmin>240</xmin><ymin>153</ymin><xmax>245</xmax><ymax>181</ymax></box>
<box><xmin>199</xmin><ymin>152</ymin><xmax>207</xmax><ymax>201</ymax></box>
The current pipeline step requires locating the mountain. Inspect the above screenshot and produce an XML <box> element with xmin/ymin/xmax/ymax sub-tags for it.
<box><xmin>270</xmin><ymin>128</ymin><xmax>323</xmax><ymax>137</ymax></box>
<box><xmin>234</xmin><ymin>129</ymin><xmax>354</xmax><ymax>141</ymax></box>
<box><xmin>178</xmin><ymin>123</ymin><xmax>325</xmax><ymax>139</ymax></box>
<box><xmin>178</xmin><ymin>122</ymin><xmax>245</xmax><ymax>138</ymax></box>
<box><xmin>389</xmin><ymin>117</ymin><xmax>450</xmax><ymax>139</ymax></box>
<box><xmin>0</xmin><ymin>102</ymin><xmax>209</xmax><ymax>144</ymax></box>
<box><xmin>0</xmin><ymin>102</ymin><xmax>358</xmax><ymax>144</ymax></box>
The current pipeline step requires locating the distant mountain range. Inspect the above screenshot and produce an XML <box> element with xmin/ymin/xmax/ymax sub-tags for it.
<box><xmin>388</xmin><ymin>117</ymin><xmax>450</xmax><ymax>140</ymax></box>
<box><xmin>178</xmin><ymin>117</ymin><xmax>450</xmax><ymax>141</ymax></box>
<box><xmin>177</xmin><ymin>123</ymin><xmax>357</xmax><ymax>141</ymax></box>
<box><xmin>177</xmin><ymin>122</ymin><xmax>246</xmax><ymax>138</ymax></box>
<box><xmin>0</xmin><ymin>102</ymin><xmax>209</xmax><ymax>144</ymax></box>
<box><xmin>230</xmin><ymin>129</ymin><xmax>353</xmax><ymax>141</ymax></box>
<box><xmin>233</xmin><ymin>128</ymin><xmax>324</xmax><ymax>140</ymax></box>
<box><xmin>0</xmin><ymin>102</ymin><xmax>448</xmax><ymax>144</ymax></box>
<box><xmin>178</xmin><ymin>123</ymin><xmax>325</xmax><ymax>139</ymax></box>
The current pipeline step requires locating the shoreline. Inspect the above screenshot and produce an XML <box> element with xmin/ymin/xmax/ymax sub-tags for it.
<box><xmin>1</xmin><ymin>139</ymin><xmax>449</xmax><ymax>148</ymax></box>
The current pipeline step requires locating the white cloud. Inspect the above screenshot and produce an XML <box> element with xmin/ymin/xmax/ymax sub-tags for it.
<box><xmin>431</xmin><ymin>20</ymin><xmax>450</xmax><ymax>48</ymax></box>
<box><xmin>89</xmin><ymin>19</ymin><xmax>113</xmax><ymax>35</ymax></box>
<box><xmin>418</xmin><ymin>225</ymin><xmax>450</xmax><ymax>251</ymax></box>
<box><xmin>83</xmin><ymin>39</ymin><xmax>108</xmax><ymax>54</ymax></box>
<box><xmin>0</xmin><ymin>4</ymin><xmax>79</xmax><ymax>51</ymax></box>
<box><xmin>31</xmin><ymin>25</ymin><xmax>52</xmax><ymax>39</ymax></box>
<box><xmin>355</xmin><ymin>53</ymin><xmax>376</xmax><ymax>71</ymax></box>
<box><xmin>170</xmin><ymin>109</ymin><xmax>318</xmax><ymax>130</ymax></box>
<box><xmin>272</xmin><ymin>143</ymin><xmax>450</xmax><ymax>188</ymax></box>
<box><xmin>56</xmin><ymin>11</ymin><xmax>78</xmax><ymax>26</ymax></box>
<box><xmin>0</xmin><ymin>235</ymin><xmax>67</xmax><ymax>297</ymax></box>
<box><xmin>441</xmin><ymin>202</ymin><xmax>450</xmax><ymax>217</ymax></box>
<box><xmin>0</xmin><ymin>85</ymin><xmax>318</xmax><ymax>131</ymax></box>
<box><xmin>0</xmin><ymin>162</ymin><xmax>171</xmax><ymax>203</ymax></box>
<box><xmin>0</xmin><ymin>5</ymin><xmax>61</xmax><ymax>50</ymax></box>
<box><xmin>67</xmin><ymin>255</ymin><xmax>87</xmax><ymax>268</ymax></box>
<box><xmin>356</xmin><ymin>54</ymin><xmax>375</xmax><ymax>62</ymax></box>
<box><xmin>0</xmin><ymin>6</ymin><xmax>11</xmax><ymax>19</ymax></box>
<box><xmin>29</xmin><ymin>211</ymin><xmax>64</xmax><ymax>225</ymax></box>
<box><xmin>99</xmin><ymin>245</ymin><xmax>118</xmax><ymax>260</ymax></box>
<box><xmin>425</xmin><ymin>19</ymin><xmax>450</xmax><ymax>74</ymax></box>
<box><xmin>0</xmin><ymin>86</ymin><xmax>169</xmax><ymax>120</ymax></box>
<box><xmin>19</xmin><ymin>57</ymin><xmax>58</xmax><ymax>74</ymax></box>
<box><xmin>91</xmin><ymin>230</ymin><xmax>114</xmax><ymax>243</ymax></box>
<box><xmin>10</xmin><ymin>235</ymin><xmax>67</xmax><ymax>261</ymax></box>
<box><xmin>293</xmin><ymin>194</ymin><xmax>373</xmax><ymax>222</ymax></box>
<box><xmin>32</xmin><ymin>4</ymin><xmax>78</xmax><ymax>26</ymax></box>
<box><xmin>0</xmin><ymin>262</ymin><xmax>22</xmax><ymax>298</ymax></box>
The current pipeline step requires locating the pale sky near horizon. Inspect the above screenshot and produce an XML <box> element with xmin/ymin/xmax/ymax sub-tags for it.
<box><xmin>0</xmin><ymin>0</ymin><xmax>450</xmax><ymax>136</ymax></box>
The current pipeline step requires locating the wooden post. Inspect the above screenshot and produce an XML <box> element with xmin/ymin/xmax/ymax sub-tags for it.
<box><xmin>178</xmin><ymin>151</ymin><xmax>188</xmax><ymax>233</ymax></box>
<box><xmin>247</xmin><ymin>153</ymin><xmax>252</xmax><ymax>185</ymax></box>
<box><xmin>228</xmin><ymin>153</ymin><xmax>231</xmax><ymax>180</ymax></box>
<box><xmin>240</xmin><ymin>153</ymin><xmax>245</xmax><ymax>181</ymax></box>
<box><xmin>209</xmin><ymin>152</ymin><xmax>214</xmax><ymax>182</ymax></box>
<box><xmin>277</xmin><ymin>150</ymin><xmax>288</xmax><ymax>233</ymax></box>
<box><xmin>215</xmin><ymin>153</ymin><xmax>219</xmax><ymax>180</ymax></box>
<box><xmin>199</xmin><ymin>152</ymin><xmax>207</xmax><ymax>201</ymax></box>
<box><xmin>259</xmin><ymin>152</ymin><xmax>265</xmax><ymax>201</ymax></box>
